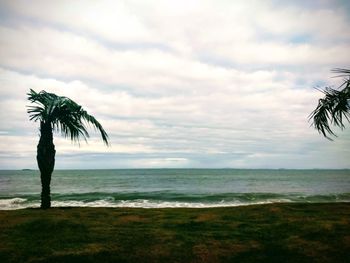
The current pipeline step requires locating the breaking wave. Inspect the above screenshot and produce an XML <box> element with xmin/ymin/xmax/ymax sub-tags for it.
<box><xmin>1</xmin><ymin>192</ymin><xmax>349</xmax><ymax>210</ymax></box>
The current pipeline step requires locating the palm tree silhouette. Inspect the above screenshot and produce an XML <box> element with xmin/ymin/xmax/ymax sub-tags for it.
<box><xmin>310</xmin><ymin>68</ymin><xmax>350</xmax><ymax>139</ymax></box>
<box><xmin>27</xmin><ymin>89</ymin><xmax>109</xmax><ymax>208</ymax></box>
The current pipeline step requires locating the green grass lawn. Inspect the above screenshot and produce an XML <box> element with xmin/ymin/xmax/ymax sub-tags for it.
<box><xmin>0</xmin><ymin>203</ymin><xmax>349</xmax><ymax>263</ymax></box>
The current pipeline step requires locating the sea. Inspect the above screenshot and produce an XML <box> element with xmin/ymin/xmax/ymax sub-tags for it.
<box><xmin>0</xmin><ymin>169</ymin><xmax>350</xmax><ymax>210</ymax></box>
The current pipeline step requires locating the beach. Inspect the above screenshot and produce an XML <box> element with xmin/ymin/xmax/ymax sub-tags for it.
<box><xmin>1</xmin><ymin>203</ymin><xmax>349</xmax><ymax>262</ymax></box>
<box><xmin>1</xmin><ymin>0</ymin><xmax>349</xmax><ymax>262</ymax></box>
<box><xmin>1</xmin><ymin>169</ymin><xmax>349</xmax><ymax>262</ymax></box>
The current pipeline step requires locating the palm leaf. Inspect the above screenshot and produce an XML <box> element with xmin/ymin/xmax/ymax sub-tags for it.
<box><xmin>27</xmin><ymin>89</ymin><xmax>109</xmax><ymax>145</ymax></box>
<box><xmin>310</xmin><ymin>68</ymin><xmax>350</xmax><ymax>139</ymax></box>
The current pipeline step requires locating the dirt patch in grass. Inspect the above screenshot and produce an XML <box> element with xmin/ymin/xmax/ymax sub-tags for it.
<box><xmin>343</xmin><ymin>236</ymin><xmax>350</xmax><ymax>248</ymax></box>
<box><xmin>117</xmin><ymin>214</ymin><xmax>146</xmax><ymax>224</ymax></box>
<box><xmin>269</xmin><ymin>206</ymin><xmax>282</xmax><ymax>213</ymax></box>
<box><xmin>287</xmin><ymin>235</ymin><xmax>331</xmax><ymax>257</ymax></box>
<box><xmin>195</xmin><ymin>213</ymin><xmax>219</xmax><ymax>222</ymax></box>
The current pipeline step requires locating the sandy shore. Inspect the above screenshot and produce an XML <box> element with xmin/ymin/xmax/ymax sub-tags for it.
<box><xmin>0</xmin><ymin>203</ymin><xmax>349</xmax><ymax>262</ymax></box>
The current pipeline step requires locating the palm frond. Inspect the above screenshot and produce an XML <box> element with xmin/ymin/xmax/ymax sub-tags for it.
<box><xmin>27</xmin><ymin>89</ymin><xmax>109</xmax><ymax>145</ymax></box>
<box><xmin>310</xmin><ymin>68</ymin><xmax>350</xmax><ymax>139</ymax></box>
<box><xmin>79</xmin><ymin>110</ymin><xmax>109</xmax><ymax>145</ymax></box>
<box><xmin>331</xmin><ymin>68</ymin><xmax>350</xmax><ymax>76</ymax></box>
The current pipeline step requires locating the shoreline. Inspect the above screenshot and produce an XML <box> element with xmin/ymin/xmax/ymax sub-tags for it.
<box><xmin>1</xmin><ymin>202</ymin><xmax>349</xmax><ymax>262</ymax></box>
<box><xmin>7</xmin><ymin>201</ymin><xmax>350</xmax><ymax>211</ymax></box>
<box><xmin>2</xmin><ymin>199</ymin><xmax>350</xmax><ymax>210</ymax></box>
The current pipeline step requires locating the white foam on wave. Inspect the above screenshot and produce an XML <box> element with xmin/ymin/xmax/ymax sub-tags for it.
<box><xmin>3</xmin><ymin>196</ymin><xmax>349</xmax><ymax>210</ymax></box>
<box><xmin>0</xmin><ymin>198</ymin><xmax>39</xmax><ymax>210</ymax></box>
<box><xmin>0</xmin><ymin>198</ymin><xmax>296</xmax><ymax>210</ymax></box>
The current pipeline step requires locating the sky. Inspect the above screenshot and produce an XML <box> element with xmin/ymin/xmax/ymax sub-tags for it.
<box><xmin>0</xmin><ymin>0</ymin><xmax>349</xmax><ymax>169</ymax></box>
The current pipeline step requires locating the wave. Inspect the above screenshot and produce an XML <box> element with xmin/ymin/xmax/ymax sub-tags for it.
<box><xmin>0</xmin><ymin>198</ymin><xmax>30</xmax><ymax>210</ymax></box>
<box><xmin>0</xmin><ymin>192</ymin><xmax>350</xmax><ymax>210</ymax></box>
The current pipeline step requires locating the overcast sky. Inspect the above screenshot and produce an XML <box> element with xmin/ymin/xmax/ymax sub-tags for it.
<box><xmin>0</xmin><ymin>0</ymin><xmax>349</xmax><ymax>169</ymax></box>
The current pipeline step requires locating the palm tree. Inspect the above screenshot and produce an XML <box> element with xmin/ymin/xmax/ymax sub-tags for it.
<box><xmin>27</xmin><ymin>89</ymin><xmax>109</xmax><ymax>209</ymax></box>
<box><xmin>309</xmin><ymin>68</ymin><xmax>350</xmax><ymax>139</ymax></box>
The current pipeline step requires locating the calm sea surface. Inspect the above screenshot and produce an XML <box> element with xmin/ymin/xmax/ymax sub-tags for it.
<box><xmin>0</xmin><ymin>169</ymin><xmax>349</xmax><ymax>209</ymax></box>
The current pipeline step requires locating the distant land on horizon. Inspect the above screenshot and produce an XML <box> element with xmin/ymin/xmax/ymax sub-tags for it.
<box><xmin>9</xmin><ymin>167</ymin><xmax>350</xmax><ymax>171</ymax></box>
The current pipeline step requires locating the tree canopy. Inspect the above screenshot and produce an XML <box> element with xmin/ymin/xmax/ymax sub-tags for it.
<box><xmin>27</xmin><ymin>89</ymin><xmax>109</xmax><ymax>145</ymax></box>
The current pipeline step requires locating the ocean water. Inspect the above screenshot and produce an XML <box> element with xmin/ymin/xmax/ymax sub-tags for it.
<box><xmin>0</xmin><ymin>169</ymin><xmax>350</xmax><ymax>210</ymax></box>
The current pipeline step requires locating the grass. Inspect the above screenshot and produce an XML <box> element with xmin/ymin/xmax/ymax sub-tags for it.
<box><xmin>0</xmin><ymin>203</ymin><xmax>349</xmax><ymax>262</ymax></box>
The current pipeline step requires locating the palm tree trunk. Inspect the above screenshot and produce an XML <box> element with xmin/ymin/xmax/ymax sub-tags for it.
<box><xmin>37</xmin><ymin>121</ymin><xmax>56</xmax><ymax>209</ymax></box>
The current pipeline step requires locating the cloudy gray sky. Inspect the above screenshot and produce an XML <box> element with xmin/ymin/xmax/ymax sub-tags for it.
<box><xmin>0</xmin><ymin>0</ymin><xmax>349</xmax><ymax>169</ymax></box>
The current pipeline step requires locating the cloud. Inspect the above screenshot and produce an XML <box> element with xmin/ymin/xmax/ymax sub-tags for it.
<box><xmin>0</xmin><ymin>0</ymin><xmax>349</xmax><ymax>169</ymax></box>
